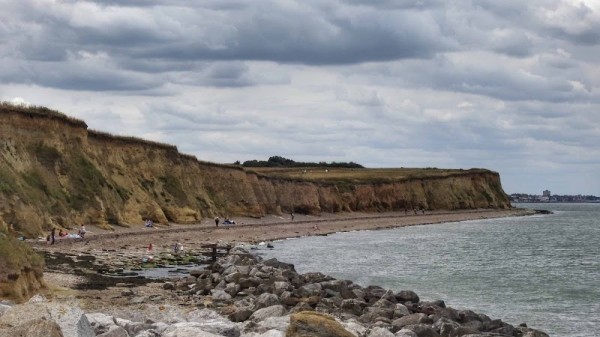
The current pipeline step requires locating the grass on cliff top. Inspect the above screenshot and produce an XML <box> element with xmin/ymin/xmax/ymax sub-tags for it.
<box><xmin>248</xmin><ymin>167</ymin><xmax>493</xmax><ymax>184</ymax></box>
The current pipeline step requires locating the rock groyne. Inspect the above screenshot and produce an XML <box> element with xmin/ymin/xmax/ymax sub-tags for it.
<box><xmin>0</xmin><ymin>247</ymin><xmax>549</xmax><ymax>337</ymax></box>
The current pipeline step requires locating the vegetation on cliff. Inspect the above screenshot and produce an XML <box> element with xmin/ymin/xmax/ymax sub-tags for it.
<box><xmin>240</xmin><ymin>155</ymin><xmax>364</xmax><ymax>168</ymax></box>
<box><xmin>0</xmin><ymin>234</ymin><xmax>45</xmax><ymax>303</ymax></box>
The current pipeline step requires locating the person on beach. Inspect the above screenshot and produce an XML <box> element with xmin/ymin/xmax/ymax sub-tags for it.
<box><xmin>78</xmin><ymin>224</ymin><xmax>86</xmax><ymax>238</ymax></box>
<box><xmin>50</xmin><ymin>227</ymin><xmax>56</xmax><ymax>245</ymax></box>
<box><xmin>291</xmin><ymin>212</ymin><xmax>294</xmax><ymax>221</ymax></box>
<box><xmin>215</xmin><ymin>217</ymin><xmax>220</xmax><ymax>227</ymax></box>
<box><xmin>173</xmin><ymin>242</ymin><xmax>184</xmax><ymax>255</ymax></box>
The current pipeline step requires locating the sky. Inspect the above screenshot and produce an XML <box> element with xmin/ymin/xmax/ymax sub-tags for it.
<box><xmin>1</xmin><ymin>0</ymin><xmax>599</xmax><ymax>195</ymax></box>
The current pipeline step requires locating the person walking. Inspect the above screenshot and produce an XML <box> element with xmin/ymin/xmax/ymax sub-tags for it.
<box><xmin>215</xmin><ymin>216</ymin><xmax>220</xmax><ymax>227</ymax></box>
<box><xmin>50</xmin><ymin>228</ymin><xmax>56</xmax><ymax>245</ymax></box>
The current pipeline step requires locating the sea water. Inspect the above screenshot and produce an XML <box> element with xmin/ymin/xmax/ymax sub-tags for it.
<box><xmin>259</xmin><ymin>203</ymin><xmax>600</xmax><ymax>337</ymax></box>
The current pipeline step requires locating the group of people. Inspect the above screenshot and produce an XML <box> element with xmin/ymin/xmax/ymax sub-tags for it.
<box><xmin>48</xmin><ymin>224</ymin><xmax>86</xmax><ymax>244</ymax></box>
<box><xmin>144</xmin><ymin>219</ymin><xmax>154</xmax><ymax>228</ymax></box>
<box><xmin>214</xmin><ymin>216</ymin><xmax>236</xmax><ymax>226</ymax></box>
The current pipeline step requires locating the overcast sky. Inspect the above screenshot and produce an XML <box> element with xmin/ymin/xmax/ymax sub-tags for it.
<box><xmin>1</xmin><ymin>0</ymin><xmax>599</xmax><ymax>195</ymax></box>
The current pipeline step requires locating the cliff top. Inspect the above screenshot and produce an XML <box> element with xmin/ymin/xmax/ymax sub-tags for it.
<box><xmin>249</xmin><ymin>166</ymin><xmax>495</xmax><ymax>184</ymax></box>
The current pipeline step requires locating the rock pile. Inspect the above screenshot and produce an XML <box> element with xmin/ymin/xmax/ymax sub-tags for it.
<box><xmin>160</xmin><ymin>247</ymin><xmax>548</xmax><ymax>337</ymax></box>
<box><xmin>0</xmin><ymin>247</ymin><xmax>549</xmax><ymax>337</ymax></box>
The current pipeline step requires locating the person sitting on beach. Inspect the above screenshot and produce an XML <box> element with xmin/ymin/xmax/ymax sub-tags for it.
<box><xmin>59</xmin><ymin>229</ymin><xmax>68</xmax><ymax>237</ymax></box>
<box><xmin>145</xmin><ymin>219</ymin><xmax>154</xmax><ymax>228</ymax></box>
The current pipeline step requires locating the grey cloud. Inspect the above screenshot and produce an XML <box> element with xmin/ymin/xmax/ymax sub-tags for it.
<box><xmin>490</xmin><ymin>31</ymin><xmax>534</xmax><ymax>57</ymax></box>
<box><xmin>0</xmin><ymin>59</ymin><xmax>163</xmax><ymax>92</ymax></box>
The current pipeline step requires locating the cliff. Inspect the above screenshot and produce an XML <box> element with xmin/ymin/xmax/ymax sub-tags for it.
<box><xmin>0</xmin><ymin>234</ymin><xmax>45</xmax><ymax>303</ymax></box>
<box><xmin>0</xmin><ymin>104</ymin><xmax>510</xmax><ymax>237</ymax></box>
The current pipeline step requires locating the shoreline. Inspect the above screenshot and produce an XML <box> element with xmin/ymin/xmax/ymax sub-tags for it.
<box><xmin>36</xmin><ymin>208</ymin><xmax>536</xmax><ymax>253</ymax></box>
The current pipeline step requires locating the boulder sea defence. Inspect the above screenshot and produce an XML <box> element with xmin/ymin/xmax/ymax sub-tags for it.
<box><xmin>0</xmin><ymin>247</ymin><xmax>549</xmax><ymax>337</ymax></box>
<box><xmin>0</xmin><ymin>105</ymin><xmax>511</xmax><ymax>237</ymax></box>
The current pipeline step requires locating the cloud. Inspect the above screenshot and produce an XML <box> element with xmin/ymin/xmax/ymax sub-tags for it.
<box><xmin>0</xmin><ymin>0</ymin><xmax>599</xmax><ymax>194</ymax></box>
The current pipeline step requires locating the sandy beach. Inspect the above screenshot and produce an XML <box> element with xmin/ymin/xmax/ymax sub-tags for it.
<box><xmin>38</xmin><ymin>208</ymin><xmax>534</xmax><ymax>254</ymax></box>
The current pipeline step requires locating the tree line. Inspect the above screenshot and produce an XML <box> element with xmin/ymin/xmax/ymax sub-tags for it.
<box><xmin>235</xmin><ymin>156</ymin><xmax>364</xmax><ymax>168</ymax></box>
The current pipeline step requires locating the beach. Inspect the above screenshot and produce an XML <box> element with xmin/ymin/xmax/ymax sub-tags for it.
<box><xmin>10</xmin><ymin>206</ymin><xmax>556</xmax><ymax>337</ymax></box>
<box><xmin>39</xmin><ymin>208</ymin><xmax>534</xmax><ymax>254</ymax></box>
<box><xmin>37</xmin><ymin>207</ymin><xmax>534</xmax><ymax>313</ymax></box>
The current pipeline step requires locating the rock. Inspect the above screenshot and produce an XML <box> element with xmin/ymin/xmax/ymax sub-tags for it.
<box><xmin>245</xmin><ymin>315</ymin><xmax>291</xmax><ymax>334</ymax></box>
<box><xmin>229</xmin><ymin>308</ymin><xmax>254</xmax><ymax>323</ymax></box>
<box><xmin>280</xmin><ymin>291</ymin><xmax>301</xmax><ymax>307</ymax></box>
<box><xmin>364</xmin><ymin>286</ymin><xmax>388</xmax><ymax>304</ymax></box>
<box><xmin>0</xmin><ymin>317</ymin><xmax>64</xmax><ymax>337</ymax></box>
<box><xmin>391</xmin><ymin>314</ymin><xmax>431</xmax><ymax>332</ymax></box>
<box><xmin>162</xmin><ymin>323</ymin><xmax>227</xmax><ymax>337</ymax></box>
<box><xmin>394</xmin><ymin>329</ymin><xmax>417</xmax><ymax>337</ymax></box>
<box><xmin>340</xmin><ymin>299</ymin><xmax>367</xmax><ymax>316</ymax></box>
<box><xmin>518</xmin><ymin>328</ymin><xmax>550</xmax><ymax>337</ymax></box>
<box><xmin>262</xmin><ymin>258</ymin><xmax>295</xmax><ymax>271</ymax></box>
<box><xmin>393</xmin><ymin>304</ymin><xmax>410</xmax><ymax>318</ymax></box>
<box><xmin>97</xmin><ymin>326</ymin><xmax>129</xmax><ymax>337</ymax></box>
<box><xmin>372</xmin><ymin>299</ymin><xmax>396</xmax><ymax>310</ymax></box>
<box><xmin>0</xmin><ymin>302</ymin><xmax>95</xmax><ymax>337</ymax></box>
<box><xmin>301</xmin><ymin>272</ymin><xmax>334</xmax><ymax>284</ymax></box>
<box><xmin>436</xmin><ymin>319</ymin><xmax>478</xmax><ymax>337</ymax></box>
<box><xmin>184</xmin><ymin>309</ymin><xmax>241</xmax><ymax>337</ymax></box>
<box><xmin>290</xmin><ymin>302</ymin><xmax>314</xmax><ymax>314</ymax></box>
<box><xmin>401</xmin><ymin>324</ymin><xmax>440</xmax><ymax>337</ymax></box>
<box><xmin>273</xmin><ymin>282</ymin><xmax>292</xmax><ymax>295</ymax></box>
<box><xmin>242</xmin><ymin>329</ymin><xmax>285</xmax><ymax>337</ymax></box>
<box><xmin>254</xmin><ymin>293</ymin><xmax>281</xmax><ymax>310</ymax></box>
<box><xmin>213</xmin><ymin>289</ymin><xmax>234</xmax><ymax>301</ymax></box>
<box><xmin>367</xmin><ymin>327</ymin><xmax>395</xmax><ymax>337</ymax></box>
<box><xmin>287</xmin><ymin>311</ymin><xmax>355</xmax><ymax>337</ymax></box>
<box><xmin>86</xmin><ymin>313</ymin><xmax>119</xmax><ymax>335</ymax></box>
<box><xmin>395</xmin><ymin>291</ymin><xmax>419</xmax><ymax>304</ymax></box>
<box><xmin>163</xmin><ymin>282</ymin><xmax>175</xmax><ymax>290</ymax></box>
<box><xmin>296</xmin><ymin>283</ymin><xmax>323</xmax><ymax>298</ymax></box>
<box><xmin>250</xmin><ymin>305</ymin><xmax>287</xmax><ymax>322</ymax></box>
<box><xmin>339</xmin><ymin>320</ymin><xmax>367</xmax><ymax>337</ymax></box>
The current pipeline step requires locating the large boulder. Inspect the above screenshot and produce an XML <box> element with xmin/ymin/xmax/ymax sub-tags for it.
<box><xmin>287</xmin><ymin>311</ymin><xmax>356</xmax><ymax>337</ymax></box>
<box><xmin>391</xmin><ymin>314</ymin><xmax>431</xmax><ymax>332</ymax></box>
<box><xmin>250</xmin><ymin>305</ymin><xmax>287</xmax><ymax>322</ymax></box>
<box><xmin>0</xmin><ymin>301</ymin><xmax>94</xmax><ymax>337</ymax></box>
<box><xmin>255</xmin><ymin>293</ymin><xmax>281</xmax><ymax>310</ymax></box>
<box><xmin>0</xmin><ymin>317</ymin><xmax>64</xmax><ymax>337</ymax></box>
<box><xmin>395</xmin><ymin>291</ymin><xmax>419</xmax><ymax>304</ymax></box>
<box><xmin>162</xmin><ymin>323</ymin><xmax>226</xmax><ymax>337</ymax></box>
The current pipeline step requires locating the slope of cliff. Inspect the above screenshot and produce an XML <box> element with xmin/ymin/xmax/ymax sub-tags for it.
<box><xmin>0</xmin><ymin>104</ymin><xmax>510</xmax><ymax>237</ymax></box>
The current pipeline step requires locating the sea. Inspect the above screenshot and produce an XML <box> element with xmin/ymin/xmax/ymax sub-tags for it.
<box><xmin>259</xmin><ymin>203</ymin><xmax>600</xmax><ymax>337</ymax></box>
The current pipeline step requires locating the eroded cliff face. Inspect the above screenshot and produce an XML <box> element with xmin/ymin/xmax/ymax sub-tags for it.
<box><xmin>0</xmin><ymin>107</ymin><xmax>510</xmax><ymax>236</ymax></box>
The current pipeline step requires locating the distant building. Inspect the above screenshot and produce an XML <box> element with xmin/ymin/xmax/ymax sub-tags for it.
<box><xmin>543</xmin><ymin>190</ymin><xmax>551</xmax><ymax>197</ymax></box>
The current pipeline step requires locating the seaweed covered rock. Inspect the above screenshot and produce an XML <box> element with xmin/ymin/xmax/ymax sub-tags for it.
<box><xmin>286</xmin><ymin>311</ymin><xmax>355</xmax><ymax>337</ymax></box>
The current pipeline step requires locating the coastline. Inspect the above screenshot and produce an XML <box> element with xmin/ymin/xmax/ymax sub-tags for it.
<box><xmin>37</xmin><ymin>207</ymin><xmax>535</xmax><ymax>254</ymax></box>
<box><xmin>6</xmin><ymin>206</ymin><xmax>551</xmax><ymax>337</ymax></box>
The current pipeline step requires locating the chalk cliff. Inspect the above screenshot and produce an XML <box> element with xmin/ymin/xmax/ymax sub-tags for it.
<box><xmin>0</xmin><ymin>105</ymin><xmax>510</xmax><ymax>236</ymax></box>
